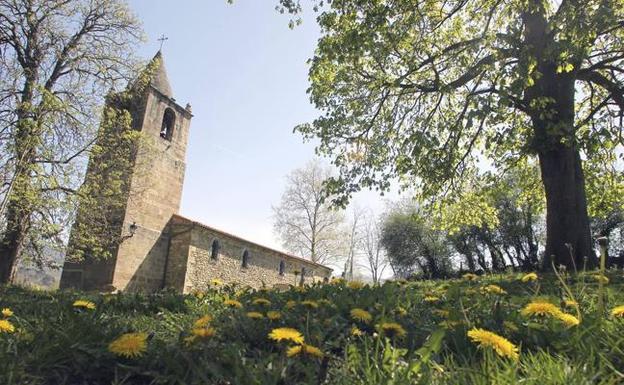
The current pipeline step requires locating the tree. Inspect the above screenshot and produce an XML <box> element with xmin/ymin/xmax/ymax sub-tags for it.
<box><xmin>272</xmin><ymin>160</ymin><xmax>346</xmax><ymax>264</ymax></box>
<box><xmin>359</xmin><ymin>210</ymin><xmax>388</xmax><ymax>284</ymax></box>
<box><xmin>381</xmin><ymin>202</ymin><xmax>453</xmax><ymax>279</ymax></box>
<box><xmin>0</xmin><ymin>0</ymin><xmax>141</xmax><ymax>283</ymax></box>
<box><xmin>278</xmin><ymin>0</ymin><xmax>624</xmax><ymax>269</ymax></box>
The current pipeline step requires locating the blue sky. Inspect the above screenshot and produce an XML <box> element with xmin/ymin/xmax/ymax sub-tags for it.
<box><xmin>128</xmin><ymin>1</ymin><xmax>393</xmax><ymax>253</ymax></box>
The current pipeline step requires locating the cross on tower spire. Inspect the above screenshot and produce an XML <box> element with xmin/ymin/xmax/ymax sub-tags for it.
<box><xmin>158</xmin><ymin>34</ymin><xmax>169</xmax><ymax>51</ymax></box>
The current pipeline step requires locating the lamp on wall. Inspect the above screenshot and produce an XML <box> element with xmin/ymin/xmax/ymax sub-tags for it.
<box><xmin>129</xmin><ymin>222</ymin><xmax>138</xmax><ymax>237</ymax></box>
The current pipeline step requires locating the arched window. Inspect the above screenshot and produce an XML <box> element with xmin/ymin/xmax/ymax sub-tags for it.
<box><xmin>279</xmin><ymin>260</ymin><xmax>285</xmax><ymax>276</ymax></box>
<box><xmin>241</xmin><ymin>249</ymin><xmax>249</xmax><ymax>268</ymax></box>
<box><xmin>211</xmin><ymin>239</ymin><xmax>220</xmax><ymax>260</ymax></box>
<box><xmin>160</xmin><ymin>108</ymin><xmax>175</xmax><ymax>140</ymax></box>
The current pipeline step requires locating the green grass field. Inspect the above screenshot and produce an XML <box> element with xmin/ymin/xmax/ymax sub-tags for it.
<box><xmin>1</xmin><ymin>272</ymin><xmax>623</xmax><ymax>384</ymax></box>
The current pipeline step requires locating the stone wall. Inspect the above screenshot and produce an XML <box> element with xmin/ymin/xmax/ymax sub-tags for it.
<box><xmin>167</xmin><ymin>215</ymin><xmax>332</xmax><ymax>293</ymax></box>
<box><xmin>112</xmin><ymin>89</ymin><xmax>192</xmax><ymax>292</ymax></box>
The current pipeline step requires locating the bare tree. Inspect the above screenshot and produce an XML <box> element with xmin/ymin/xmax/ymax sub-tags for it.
<box><xmin>360</xmin><ymin>210</ymin><xmax>388</xmax><ymax>284</ymax></box>
<box><xmin>342</xmin><ymin>205</ymin><xmax>364</xmax><ymax>281</ymax></box>
<box><xmin>273</xmin><ymin>160</ymin><xmax>346</xmax><ymax>265</ymax></box>
<box><xmin>0</xmin><ymin>0</ymin><xmax>142</xmax><ymax>283</ymax></box>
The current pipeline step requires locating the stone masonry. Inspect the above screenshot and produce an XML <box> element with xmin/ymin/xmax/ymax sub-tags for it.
<box><xmin>60</xmin><ymin>51</ymin><xmax>332</xmax><ymax>292</ymax></box>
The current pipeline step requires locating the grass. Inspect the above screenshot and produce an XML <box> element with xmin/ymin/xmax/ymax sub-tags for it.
<box><xmin>1</xmin><ymin>271</ymin><xmax>623</xmax><ymax>384</ymax></box>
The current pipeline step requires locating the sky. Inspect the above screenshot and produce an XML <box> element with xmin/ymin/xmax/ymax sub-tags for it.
<box><xmin>127</xmin><ymin>1</ymin><xmax>396</xmax><ymax>262</ymax></box>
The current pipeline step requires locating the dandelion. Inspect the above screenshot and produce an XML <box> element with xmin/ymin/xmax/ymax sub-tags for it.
<box><xmin>268</xmin><ymin>327</ymin><xmax>305</xmax><ymax>344</ymax></box>
<box><xmin>611</xmin><ymin>305</ymin><xmax>624</xmax><ymax>318</ymax></box>
<box><xmin>0</xmin><ymin>319</ymin><xmax>15</xmax><ymax>333</ymax></box>
<box><xmin>73</xmin><ymin>300</ymin><xmax>96</xmax><ymax>310</ymax></box>
<box><xmin>191</xmin><ymin>327</ymin><xmax>216</xmax><ymax>338</ymax></box>
<box><xmin>467</xmin><ymin>328</ymin><xmax>519</xmax><ymax>361</ymax></box>
<box><xmin>347</xmin><ymin>280</ymin><xmax>365</xmax><ymax>289</ymax></box>
<box><xmin>1</xmin><ymin>308</ymin><xmax>13</xmax><ymax>317</ymax></box>
<box><xmin>377</xmin><ymin>322</ymin><xmax>407</xmax><ymax>338</ymax></box>
<box><xmin>395</xmin><ymin>307</ymin><xmax>407</xmax><ymax>316</ymax></box>
<box><xmin>554</xmin><ymin>312</ymin><xmax>580</xmax><ymax>327</ymax></box>
<box><xmin>424</xmin><ymin>296</ymin><xmax>440</xmax><ymax>303</ymax></box>
<box><xmin>286</xmin><ymin>343</ymin><xmax>323</xmax><ymax>358</ymax></box>
<box><xmin>301</xmin><ymin>300</ymin><xmax>319</xmax><ymax>309</ymax></box>
<box><xmin>224</xmin><ymin>299</ymin><xmax>243</xmax><ymax>308</ymax></box>
<box><xmin>482</xmin><ymin>285</ymin><xmax>507</xmax><ymax>295</ymax></box>
<box><xmin>521</xmin><ymin>272</ymin><xmax>538</xmax><ymax>282</ymax></box>
<box><xmin>462</xmin><ymin>273</ymin><xmax>478</xmax><ymax>281</ymax></box>
<box><xmin>330</xmin><ymin>278</ymin><xmax>345</xmax><ymax>285</ymax></box>
<box><xmin>350</xmin><ymin>308</ymin><xmax>372</xmax><ymax>323</ymax></box>
<box><xmin>193</xmin><ymin>315</ymin><xmax>212</xmax><ymax>328</ymax></box>
<box><xmin>521</xmin><ymin>301</ymin><xmax>561</xmax><ymax>317</ymax></box>
<box><xmin>252</xmin><ymin>298</ymin><xmax>271</xmax><ymax>306</ymax></box>
<box><xmin>108</xmin><ymin>332</ymin><xmax>148</xmax><ymax>358</ymax></box>
<box><xmin>246</xmin><ymin>311</ymin><xmax>264</xmax><ymax>319</ymax></box>
<box><xmin>267</xmin><ymin>311</ymin><xmax>282</xmax><ymax>320</ymax></box>
<box><xmin>593</xmin><ymin>274</ymin><xmax>609</xmax><ymax>284</ymax></box>
<box><xmin>285</xmin><ymin>300</ymin><xmax>297</xmax><ymax>309</ymax></box>
<box><xmin>211</xmin><ymin>278</ymin><xmax>223</xmax><ymax>286</ymax></box>
<box><xmin>351</xmin><ymin>326</ymin><xmax>364</xmax><ymax>336</ymax></box>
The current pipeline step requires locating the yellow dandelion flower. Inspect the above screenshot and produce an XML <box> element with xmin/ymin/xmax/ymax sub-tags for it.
<box><xmin>193</xmin><ymin>315</ymin><xmax>212</xmax><ymax>328</ymax></box>
<box><xmin>350</xmin><ymin>308</ymin><xmax>372</xmax><ymax>323</ymax></box>
<box><xmin>267</xmin><ymin>311</ymin><xmax>282</xmax><ymax>320</ymax></box>
<box><xmin>301</xmin><ymin>300</ymin><xmax>319</xmax><ymax>309</ymax></box>
<box><xmin>424</xmin><ymin>296</ymin><xmax>440</xmax><ymax>303</ymax></box>
<box><xmin>73</xmin><ymin>300</ymin><xmax>96</xmax><ymax>310</ymax></box>
<box><xmin>246</xmin><ymin>311</ymin><xmax>264</xmax><ymax>319</ymax></box>
<box><xmin>108</xmin><ymin>332</ymin><xmax>148</xmax><ymax>358</ymax></box>
<box><xmin>224</xmin><ymin>299</ymin><xmax>243</xmax><ymax>308</ymax></box>
<box><xmin>593</xmin><ymin>274</ymin><xmax>609</xmax><ymax>284</ymax></box>
<box><xmin>330</xmin><ymin>278</ymin><xmax>345</xmax><ymax>285</ymax></box>
<box><xmin>252</xmin><ymin>298</ymin><xmax>271</xmax><ymax>306</ymax></box>
<box><xmin>395</xmin><ymin>307</ymin><xmax>407</xmax><ymax>316</ymax></box>
<box><xmin>462</xmin><ymin>273</ymin><xmax>478</xmax><ymax>281</ymax></box>
<box><xmin>191</xmin><ymin>327</ymin><xmax>216</xmax><ymax>338</ymax></box>
<box><xmin>610</xmin><ymin>305</ymin><xmax>624</xmax><ymax>318</ymax></box>
<box><xmin>377</xmin><ymin>322</ymin><xmax>407</xmax><ymax>338</ymax></box>
<box><xmin>0</xmin><ymin>319</ymin><xmax>15</xmax><ymax>333</ymax></box>
<box><xmin>467</xmin><ymin>328</ymin><xmax>519</xmax><ymax>361</ymax></box>
<box><xmin>285</xmin><ymin>300</ymin><xmax>297</xmax><ymax>309</ymax></box>
<box><xmin>211</xmin><ymin>278</ymin><xmax>223</xmax><ymax>286</ymax></box>
<box><xmin>1</xmin><ymin>308</ymin><xmax>13</xmax><ymax>318</ymax></box>
<box><xmin>554</xmin><ymin>312</ymin><xmax>580</xmax><ymax>328</ymax></box>
<box><xmin>563</xmin><ymin>299</ymin><xmax>578</xmax><ymax>308</ymax></box>
<box><xmin>503</xmin><ymin>321</ymin><xmax>519</xmax><ymax>332</ymax></box>
<box><xmin>286</xmin><ymin>343</ymin><xmax>323</xmax><ymax>358</ymax></box>
<box><xmin>268</xmin><ymin>327</ymin><xmax>305</xmax><ymax>344</ymax></box>
<box><xmin>351</xmin><ymin>326</ymin><xmax>364</xmax><ymax>336</ymax></box>
<box><xmin>521</xmin><ymin>272</ymin><xmax>538</xmax><ymax>282</ymax></box>
<box><xmin>521</xmin><ymin>301</ymin><xmax>561</xmax><ymax>317</ymax></box>
<box><xmin>347</xmin><ymin>280</ymin><xmax>365</xmax><ymax>289</ymax></box>
<box><xmin>482</xmin><ymin>285</ymin><xmax>507</xmax><ymax>295</ymax></box>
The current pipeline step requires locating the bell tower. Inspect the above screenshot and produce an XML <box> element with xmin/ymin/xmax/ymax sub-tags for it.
<box><xmin>60</xmin><ymin>51</ymin><xmax>193</xmax><ymax>291</ymax></box>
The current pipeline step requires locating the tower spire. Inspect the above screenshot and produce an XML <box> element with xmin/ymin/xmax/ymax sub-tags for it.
<box><xmin>158</xmin><ymin>34</ymin><xmax>168</xmax><ymax>51</ymax></box>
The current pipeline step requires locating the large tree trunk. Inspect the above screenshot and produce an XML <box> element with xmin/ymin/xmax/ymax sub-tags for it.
<box><xmin>538</xmin><ymin>147</ymin><xmax>595</xmax><ymax>270</ymax></box>
<box><xmin>0</xmin><ymin>205</ymin><xmax>28</xmax><ymax>283</ymax></box>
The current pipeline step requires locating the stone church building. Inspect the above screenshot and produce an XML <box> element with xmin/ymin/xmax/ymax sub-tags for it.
<box><xmin>60</xmin><ymin>52</ymin><xmax>332</xmax><ymax>293</ymax></box>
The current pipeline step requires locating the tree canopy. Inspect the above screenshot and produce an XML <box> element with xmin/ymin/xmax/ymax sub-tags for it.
<box><xmin>278</xmin><ymin>0</ymin><xmax>624</xmax><ymax>268</ymax></box>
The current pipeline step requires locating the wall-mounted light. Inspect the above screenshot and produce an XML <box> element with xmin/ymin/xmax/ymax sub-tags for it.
<box><xmin>129</xmin><ymin>222</ymin><xmax>138</xmax><ymax>237</ymax></box>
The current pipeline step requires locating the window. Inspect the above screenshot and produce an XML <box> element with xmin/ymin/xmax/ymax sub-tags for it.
<box><xmin>242</xmin><ymin>249</ymin><xmax>249</xmax><ymax>268</ymax></box>
<box><xmin>279</xmin><ymin>260</ymin><xmax>285</xmax><ymax>276</ymax></box>
<box><xmin>211</xmin><ymin>239</ymin><xmax>220</xmax><ymax>260</ymax></box>
<box><xmin>160</xmin><ymin>108</ymin><xmax>175</xmax><ymax>140</ymax></box>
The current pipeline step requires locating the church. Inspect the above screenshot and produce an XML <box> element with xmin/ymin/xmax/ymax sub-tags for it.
<box><xmin>59</xmin><ymin>52</ymin><xmax>332</xmax><ymax>293</ymax></box>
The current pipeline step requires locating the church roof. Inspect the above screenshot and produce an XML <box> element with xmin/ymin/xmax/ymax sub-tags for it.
<box><xmin>148</xmin><ymin>51</ymin><xmax>173</xmax><ymax>97</ymax></box>
<box><xmin>171</xmin><ymin>214</ymin><xmax>333</xmax><ymax>272</ymax></box>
